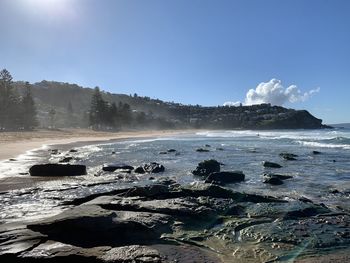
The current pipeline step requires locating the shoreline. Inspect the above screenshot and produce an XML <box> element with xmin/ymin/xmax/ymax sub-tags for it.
<box><xmin>0</xmin><ymin>128</ymin><xmax>198</xmax><ymax>162</ymax></box>
<box><xmin>0</xmin><ymin>128</ymin><xmax>198</xmax><ymax>192</ymax></box>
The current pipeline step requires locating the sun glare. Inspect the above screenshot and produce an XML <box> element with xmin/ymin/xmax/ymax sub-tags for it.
<box><xmin>19</xmin><ymin>0</ymin><xmax>72</xmax><ymax>18</ymax></box>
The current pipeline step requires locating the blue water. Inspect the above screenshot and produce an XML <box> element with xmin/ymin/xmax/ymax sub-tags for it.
<box><xmin>0</xmin><ymin>129</ymin><xmax>349</xmax><ymax>223</ymax></box>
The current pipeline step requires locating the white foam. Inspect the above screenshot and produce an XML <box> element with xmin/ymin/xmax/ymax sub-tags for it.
<box><xmin>297</xmin><ymin>140</ymin><xmax>350</xmax><ymax>149</ymax></box>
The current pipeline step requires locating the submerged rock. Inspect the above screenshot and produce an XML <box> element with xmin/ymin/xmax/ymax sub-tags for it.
<box><xmin>279</xmin><ymin>152</ymin><xmax>298</xmax><ymax>160</ymax></box>
<box><xmin>102</xmin><ymin>163</ymin><xmax>134</xmax><ymax>172</ymax></box>
<box><xmin>196</xmin><ymin>148</ymin><xmax>210</xmax><ymax>152</ymax></box>
<box><xmin>192</xmin><ymin>159</ymin><xmax>221</xmax><ymax>176</ymax></box>
<box><xmin>29</xmin><ymin>164</ymin><xmax>87</xmax><ymax>176</ymax></box>
<box><xmin>263</xmin><ymin>176</ymin><xmax>284</xmax><ymax>185</ymax></box>
<box><xmin>312</xmin><ymin>150</ymin><xmax>322</xmax><ymax>155</ymax></box>
<box><xmin>205</xmin><ymin>171</ymin><xmax>245</xmax><ymax>185</ymax></box>
<box><xmin>134</xmin><ymin>162</ymin><xmax>165</xmax><ymax>174</ymax></box>
<box><xmin>263</xmin><ymin>161</ymin><xmax>282</xmax><ymax>168</ymax></box>
<box><xmin>59</xmin><ymin>156</ymin><xmax>74</xmax><ymax>163</ymax></box>
<box><xmin>263</xmin><ymin>173</ymin><xmax>293</xmax><ymax>180</ymax></box>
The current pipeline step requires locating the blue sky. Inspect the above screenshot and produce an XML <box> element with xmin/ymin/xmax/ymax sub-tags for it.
<box><xmin>0</xmin><ymin>0</ymin><xmax>349</xmax><ymax>124</ymax></box>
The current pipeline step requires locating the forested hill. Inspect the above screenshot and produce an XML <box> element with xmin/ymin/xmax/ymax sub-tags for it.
<box><xmin>13</xmin><ymin>80</ymin><xmax>330</xmax><ymax>130</ymax></box>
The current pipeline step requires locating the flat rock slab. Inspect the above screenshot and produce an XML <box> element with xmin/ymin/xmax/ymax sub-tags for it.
<box><xmin>29</xmin><ymin>164</ymin><xmax>87</xmax><ymax>176</ymax></box>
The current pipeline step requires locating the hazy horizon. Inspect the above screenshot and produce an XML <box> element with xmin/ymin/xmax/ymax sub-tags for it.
<box><xmin>1</xmin><ymin>0</ymin><xmax>349</xmax><ymax>123</ymax></box>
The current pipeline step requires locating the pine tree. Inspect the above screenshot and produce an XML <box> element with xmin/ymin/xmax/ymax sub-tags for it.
<box><xmin>89</xmin><ymin>87</ymin><xmax>108</xmax><ymax>129</ymax></box>
<box><xmin>0</xmin><ymin>69</ymin><xmax>19</xmax><ymax>130</ymax></box>
<box><xmin>21</xmin><ymin>82</ymin><xmax>38</xmax><ymax>130</ymax></box>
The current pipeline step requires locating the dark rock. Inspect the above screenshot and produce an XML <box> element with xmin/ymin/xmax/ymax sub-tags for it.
<box><xmin>29</xmin><ymin>164</ymin><xmax>87</xmax><ymax>176</ymax></box>
<box><xmin>192</xmin><ymin>159</ymin><xmax>221</xmax><ymax>176</ymax></box>
<box><xmin>59</xmin><ymin>156</ymin><xmax>74</xmax><ymax>163</ymax></box>
<box><xmin>69</xmin><ymin>149</ymin><xmax>78</xmax><ymax>153</ymax></box>
<box><xmin>134</xmin><ymin>163</ymin><xmax>165</xmax><ymax>174</ymax></box>
<box><xmin>205</xmin><ymin>144</ymin><xmax>211</xmax><ymax>147</ymax></box>
<box><xmin>263</xmin><ymin>161</ymin><xmax>282</xmax><ymax>168</ymax></box>
<box><xmin>102</xmin><ymin>163</ymin><xmax>134</xmax><ymax>172</ymax></box>
<box><xmin>134</xmin><ymin>166</ymin><xmax>145</xmax><ymax>174</ymax></box>
<box><xmin>159</xmin><ymin>151</ymin><xmax>168</xmax><ymax>155</ymax></box>
<box><xmin>330</xmin><ymin>189</ymin><xmax>340</xmax><ymax>194</ymax></box>
<box><xmin>279</xmin><ymin>153</ymin><xmax>298</xmax><ymax>160</ymax></box>
<box><xmin>263</xmin><ymin>173</ymin><xmax>293</xmax><ymax>180</ymax></box>
<box><xmin>167</xmin><ymin>149</ymin><xmax>176</xmax><ymax>153</ymax></box>
<box><xmin>263</xmin><ymin>176</ymin><xmax>283</xmax><ymax>185</ymax></box>
<box><xmin>283</xmin><ymin>205</ymin><xmax>330</xmax><ymax>219</ymax></box>
<box><xmin>9</xmin><ymin>158</ymin><xmax>16</xmax><ymax>161</ymax></box>
<box><xmin>144</xmin><ymin>162</ymin><xmax>165</xmax><ymax>173</ymax></box>
<box><xmin>111</xmin><ymin>151</ymin><xmax>116</xmax><ymax>154</ymax></box>
<box><xmin>196</xmin><ymin>148</ymin><xmax>209</xmax><ymax>152</ymax></box>
<box><xmin>205</xmin><ymin>171</ymin><xmax>245</xmax><ymax>185</ymax></box>
<box><xmin>50</xmin><ymin>149</ymin><xmax>60</xmax><ymax>155</ymax></box>
<box><xmin>27</xmin><ymin>205</ymin><xmax>172</xmax><ymax>247</ymax></box>
<box><xmin>312</xmin><ymin>150</ymin><xmax>321</xmax><ymax>155</ymax></box>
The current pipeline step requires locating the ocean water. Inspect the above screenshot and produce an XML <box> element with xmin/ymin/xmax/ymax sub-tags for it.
<box><xmin>0</xmin><ymin>129</ymin><xmax>349</xmax><ymax>223</ymax></box>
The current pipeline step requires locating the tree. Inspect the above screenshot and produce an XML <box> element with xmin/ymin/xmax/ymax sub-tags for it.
<box><xmin>67</xmin><ymin>101</ymin><xmax>73</xmax><ymax>115</ymax></box>
<box><xmin>21</xmin><ymin>82</ymin><xmax>38</xmax><ymax>129</ymax></box>
<box><xmin>0</xmin><ymin>69</ymin><xmax>21</xmax><ymax>130</ymax></box>
<box><xmin>49</xmin><ymin>108</ymin><xmax>56</xmax><ymax>128</ymax></box>
<box><xmin>89</xmin><ymin>87</ymin><xmax>109</xmax><ymax>129</ymax></box>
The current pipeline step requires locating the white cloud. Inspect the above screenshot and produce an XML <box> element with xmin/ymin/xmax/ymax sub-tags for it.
<box><xmin>244</xmin><ymin>79</ymin><xmax>320</xmax><ymax>106</ymax></box>
<box><xmin>223</xmin><ymin>101</ymin><xmax>242</xmax><ymax>107</ymax></box>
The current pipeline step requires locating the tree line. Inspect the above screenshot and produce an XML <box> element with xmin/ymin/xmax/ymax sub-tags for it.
<box><xmin>0</xmin><ymin>69</ymin><xmax>38</xmax><ymax>130</ymax></box>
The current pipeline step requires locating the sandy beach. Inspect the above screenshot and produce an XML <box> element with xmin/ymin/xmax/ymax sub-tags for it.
<box><xmin>0</xmin><ymin>128</ymin><xmax>192</xmax><ymax>162</ymax></box>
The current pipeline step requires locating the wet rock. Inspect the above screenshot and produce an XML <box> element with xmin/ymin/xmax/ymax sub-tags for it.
<box><xmin>279</xmin><ymin>153</ymin><xmax>298</xmax><ymax>161</ymax></box>
<box><xmin>134</xmin><ymin>163</ymin><xmax>165</xmax><ymax>174</ymax></box>
<box><xmin>9</xmin><ymin>158</ymin><xmax>16</xmax><ymax>162</ymax></box>
<box><xmin>0</xmin><ymin>228</ymin><xmax>46</xmax><ymax>256</ymax></box>
<box><xmin>312</xmin><ymin>150</ymin><xmax>321</xmax><ymax>155</ymax></box>
<box><xmin>263</xmin><ymin>161</ymin><xmax>282</xmax><ymax>168</ymax></box>
<box><xmin>216</xmin><ymin>147</ymin><xmax>224</xmax><ymax>151</ymax></box>
<box><xmin>69</xmin><ymin>149</ymin><xmax>78</xmax><ymax>153</ymax></box>
<box><xmin>167</xmin><ymin>149</ymin><xmax>176</xmax><ymax>153</ymax></box>
<box><xmin>59</xmin><ymin>156</ymin><xmax>74</xmax><ymax>163</ymax></box>
<box><xmin>95</xmin><ymin>196</ymin><xmax>216</xmax><ymax>220</ymax></box>
<box><xmin>263</xmin><ymin>176</ymin><xmax>283</xmax><ymax>185</ymax></box>
<box><xmin>50</xmin><ymin>149</ymin><xmax>60</xmax><ymax>155</ymax></box>
<box><xmin>100</xmin><ymin>245</ymin><xmax>161</xmax><ymax>263</ymax></box>
<box><xmin>196</xmin><ymin>148</ymin><xmax>210</xmax><ymax>152</ymax></box>
<box><xmin>283</xmin><ymin>205</ymin><xmax>331</xmax><ymax>219</ymax></box>
<box><xmin>29</xmin><ymin>164</ymin><xmax>87</xmax><ymax>176</ymax></box>
<box><xmin>159</xmin><ymin>151</ymin><xmax>167</xmax><ymax>155</ymax></box>
<box><xmin>134</xmin><ymin>166</ymin><xmax>145</xmax><ymax>174</ymax></box>
<box><xmin>102</xmin><ymin>163</ymin><xmax>134</xmax><ymax>172</ymax></box>
<box><xmin>205</xmin><ymin>144</ymin><xmax>211</xmax><ymax>147</ymax></box>
<box><xmin>182</xmin><ymin>183</ymin><xmax>285</xmax><ymax>203</ymax></box>
<box><xmin>27</xmin><ymin>205</ymin><xmax>172</xmax><ymax>247</ymax></box>
<box><xmin>205</xmin><ymin>171</ymin><xmax>245</xmax><ymax>185</ymax></box>
<box><xmin>263</xmin><ymin>173</ymin><xmax>293</xmax><ymax>180</ymax></box>
<box><xmin>192</xmin><ymin>159</ymin><xmax>221</xmax><ymax>176</ymax></box>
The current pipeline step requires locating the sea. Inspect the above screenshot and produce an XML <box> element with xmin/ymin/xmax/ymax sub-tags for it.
<box><xmin>0</xmin><ymin>128</ymin><xmax>349</xmax><ymax>224</ymax></box>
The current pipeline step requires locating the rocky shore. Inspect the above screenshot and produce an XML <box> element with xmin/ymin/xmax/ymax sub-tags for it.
<box><xmin>1</xmin><ymin>160</ymin><xmax>349</xmax><ymax>262</ymax></box>
<box><xmin>1</xmin><ymin>138</ymin><xmax>350</xmax><ymax>263</ymax></box>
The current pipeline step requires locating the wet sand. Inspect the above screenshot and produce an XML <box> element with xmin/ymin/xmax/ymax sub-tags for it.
<box><xmin>0</xmin><ymin>128</ymin><xmax>193</xmax><ymax>161</ymax></box>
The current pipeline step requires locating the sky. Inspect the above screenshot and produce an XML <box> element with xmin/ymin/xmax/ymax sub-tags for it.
<box><xmin>0</xmin><ymin>0</ymin><xmax>349</xmax><ymax>124</ymax></box>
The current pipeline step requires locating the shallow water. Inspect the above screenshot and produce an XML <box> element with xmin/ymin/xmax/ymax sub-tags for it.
<box><xmin>0</xmin><ymin>129</ymin><xmax>349</xmax><ymax>224</ymax></box>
